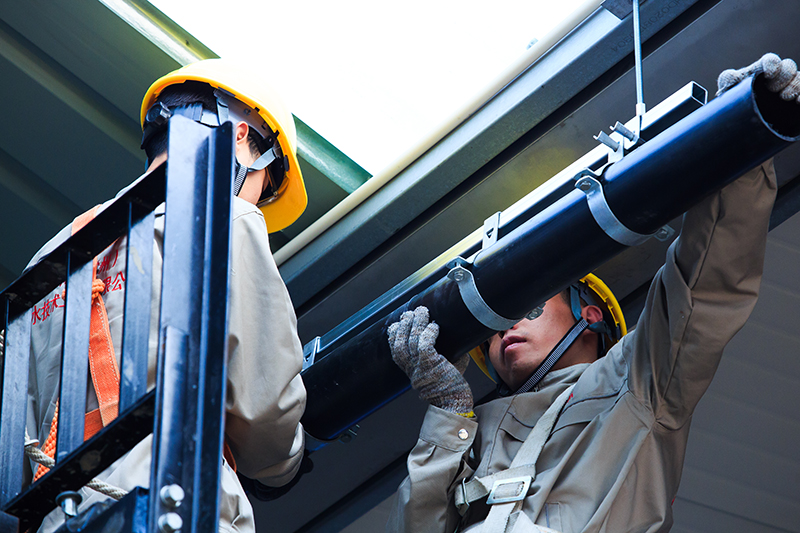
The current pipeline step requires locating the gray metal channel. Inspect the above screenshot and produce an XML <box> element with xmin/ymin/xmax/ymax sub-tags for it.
<box><xmin>280</xmin><ymin>0</ymin><xmax>713</xmax><ymax>310</ymax></box>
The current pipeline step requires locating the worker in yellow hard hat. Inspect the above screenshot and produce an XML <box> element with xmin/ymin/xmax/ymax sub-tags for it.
<box><xmin>23</xmin><ymin>59</ymin><xmax>307</xmax><ymax>533</ymax></box>
<box><xmin>385</xmin><ymin>53</ymin><xmax>799</xmax><ymax>533</ymax></box>
<box><xmin>140</xmin><ymin>59</ymin><xmax>307</xmax><ymax>232</ymax></box>
<box><xmin>467</xmin><ymin>274</ymin><xmax>626</xmax><ymax>394</ymax></box>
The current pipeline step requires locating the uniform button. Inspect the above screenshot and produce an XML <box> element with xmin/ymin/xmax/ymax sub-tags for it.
<box><xmin>458</xmin><ymin>428</ymin><xmax>469</xmax><ymax>440</ymax></box>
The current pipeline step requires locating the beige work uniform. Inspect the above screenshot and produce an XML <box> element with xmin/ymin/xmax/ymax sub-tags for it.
<box><xmin>24</xmin><ymin>173</ymin><xmax>307</xmax><ymax>533</ymax></box>
<box><xmin>387</xmin><ymin>161</ymin><xmax>777</xmax><ymax>533</ymax></box>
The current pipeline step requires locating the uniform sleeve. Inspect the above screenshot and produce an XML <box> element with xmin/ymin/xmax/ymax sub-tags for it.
<box><xmin>387</xmin><ymin>406</ymin><xmax>477</xmax><ymax>533</ymax></box>
<box><xmin>224</xmin><ymin>204</ymin><xmax>307</xmax><ymax>487</ymax></box>
<box><xmin>626</xmin><ymin>160</ymin><xmax>777</xmax><ymax>430</ymax></box>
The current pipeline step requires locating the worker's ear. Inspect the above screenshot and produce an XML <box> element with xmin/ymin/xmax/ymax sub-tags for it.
<box><xmin>234</xmin><ymin>121</ymin><xmax>249</xmax><ymax>145</ymax></box>
<box><xmin>582</xmin><ymin>304</ymin><xmax>603</xmax><ymax>325</ymax></box>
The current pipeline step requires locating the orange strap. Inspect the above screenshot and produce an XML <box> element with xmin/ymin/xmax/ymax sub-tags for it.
<box><xmin>73</xmin><ymin>206</ymin><xmax>121</xmax><ymax>425</ymax></box>
<box><xmin>34</xmin><ymin>207</ymin><xmax>120</xmax><ymax>480</ymax></box>
<box><xmin>223</xmin><ymin>441</ymin><xmax>237</xmax><ymax>471</ymax></box>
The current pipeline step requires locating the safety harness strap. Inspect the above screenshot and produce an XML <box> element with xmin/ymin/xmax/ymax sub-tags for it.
<box><xmin>72</xmin><ymin>207</ymin><xmax>122</xmax><ymax>427</ymax></box>
<box><xmin>455</xmin><ymin>384</ymin><xmax>575</xmax><ymax>522</ymax></box>
<box><xmin>34</xmin><ymin>206</ymin><xmax>121</xmax><ymax>480</ymax></box>
<box><xmin>481</xmin><ymin>383</ymin><xmax>574</xmax><ymax>532</ymax></box>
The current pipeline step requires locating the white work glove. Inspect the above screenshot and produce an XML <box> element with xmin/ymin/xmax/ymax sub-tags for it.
<box><xmin>388</xmin><ymin>306</ymin><xmax>474</xmax><ymax>416</ymax></box>
<box><xmin>717</xmin><ymin>52</ymin><xmax>800</xmax><ymax>102</ymax></box>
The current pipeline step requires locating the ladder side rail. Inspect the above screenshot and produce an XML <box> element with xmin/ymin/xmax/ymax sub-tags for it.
<box><xmin>191</xmin><ymin>118</ymin><xmax>234</xmax><ymax>532</ymax></box>
<box><xmin>149</xmin><ymin>117</ymin><xmax>234</xmax><ymax>533</ymax></box>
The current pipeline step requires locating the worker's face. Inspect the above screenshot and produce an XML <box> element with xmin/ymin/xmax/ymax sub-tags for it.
<box><xmin>486</xmin><ymin>294</ymin><xmax>578</xmax><ymax>390</ymax></box>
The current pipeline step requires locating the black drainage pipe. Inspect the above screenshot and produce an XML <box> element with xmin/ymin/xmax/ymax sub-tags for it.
<box><xmin>301</xmin><ymin>75</ymin><xmax>800</xmax><ymax>441</ymax></box>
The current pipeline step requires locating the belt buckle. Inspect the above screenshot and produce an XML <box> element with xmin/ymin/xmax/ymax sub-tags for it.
<box><xmin>486</xmin><ymin>476</ymin><xmax>532</xmax><ymax>505</ymax></box>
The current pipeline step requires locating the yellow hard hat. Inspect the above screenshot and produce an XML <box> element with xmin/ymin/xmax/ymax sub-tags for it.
<box><xmin>468</xmin><ymin>273</ymin><xmax>626</xmax><ymax>383</ymax></box>
<box><xmin>578</xmin><ymin>273</ymin><xmax>626</xmax><ymax>343</ymax></box>
<box><xmin>141</xmin><ymin>59</ymin><xmax>307</xmax><ymax>232</ymax></box>
<box><xmin>468</xmin><ymin>343</ymin><xmax>500</xmax><ymax>383</ymax></box>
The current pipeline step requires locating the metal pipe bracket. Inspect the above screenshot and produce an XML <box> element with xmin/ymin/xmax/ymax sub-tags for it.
<box><xmin>575</xmin><ymin>174</ymin><xmax>654</xmax><ymax>247</ymax></box>
<box><xmin>447</xmin><ymin>258</ymin><xmax>544</xmax><ymax>330</ymax></box>
<box><xmin>447</xmin><ymin>259</ymin><xmax>520</xmax><ymax>331</ymax></box>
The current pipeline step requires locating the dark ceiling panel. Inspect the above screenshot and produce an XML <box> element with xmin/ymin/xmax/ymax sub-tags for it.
<box><xmin>1</xmin><ymin>0</ymin><xmax>180</xmax><ymax>123</ymax></box>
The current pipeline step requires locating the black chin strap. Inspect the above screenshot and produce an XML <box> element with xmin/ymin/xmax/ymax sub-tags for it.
<box><xmin>233</xmin><ymin>146</ymin><xmax>281</xmax><ymax>198</ymax></box>
<box><xmin>143</xmin><ymin>96</ymin><xmax>284</xmax><ymax>199</ymax></box>
<box><xmin>233</xmin><ymin>162</ymin><xmax>249</xmax><ymax>197</ymax></box>
<box><xmin>499</xmin><ymin>318</ymin><xmax>590</xmax><ymax>397</ymax></box>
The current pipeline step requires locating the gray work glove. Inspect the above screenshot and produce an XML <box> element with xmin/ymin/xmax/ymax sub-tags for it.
<box><xmin>717</xmin><ymin>52</ymin><xmax>800</xmax><ymax>102</ymax></box>
<box><xmin>387</xmin><ymin>306</ymin><xmax>474</xmax><ymax>415</ymax></box>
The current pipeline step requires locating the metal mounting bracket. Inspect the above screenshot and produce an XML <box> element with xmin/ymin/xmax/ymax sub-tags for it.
<box><xmin>575</xmin><ymin>175</ymin><xmax>653</xmax><ymax>247</ymax></box>
<box><xmin>594</xmin><ymin>119</ymin><xmax>642</xmax><ymax>168</ymax></box>
<box><xmin>482</xmin><ymin>212</ymin><xmax>501</xmax><ymax>249</ymax></box>
<box><xmin>302</xmin><ymin>336</ymin><xmax>321</xmax><ymax>371</ymax></box>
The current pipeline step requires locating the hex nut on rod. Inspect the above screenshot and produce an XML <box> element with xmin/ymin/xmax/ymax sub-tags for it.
<box><xmin>55</xmin><ymin>491</ymin><xmax>82</xmax><ymax>519</ymax></box>
<box><xmin>158</xmin><ymin>512</ymin><xmax>183</xmax><ymax>533</ymax></box>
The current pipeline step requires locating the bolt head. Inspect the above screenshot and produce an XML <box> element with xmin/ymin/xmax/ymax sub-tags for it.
<box><xmin>158</xmin><ymin>512</ymin><xmax>183</xmax><ymax>533</ymax></box>
<box><xmin>453</xmin><ymin>270</ymin><xmax>465</xmax><ymax>282</ymax></box>
<box><xmin>578</xmin><ymin>179</ymin><xmax>592</xmax><ymax>192</ymax></box>
<box><xmin>56</xmin><ymin>491</ymin><xmax>82</xmax><ymax>519</ymax></box>
<box><xmin>160</xmin><ymin>484</ymin><xmax>185</xmax><ymax>509</ymax></box>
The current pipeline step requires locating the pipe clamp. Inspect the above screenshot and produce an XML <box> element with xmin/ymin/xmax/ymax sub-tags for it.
<box><xmin>447</xmin><ymin>263</ymin><xmax>519</xmax><ymax>331</ymax></box>
<box><xmin>575</xmin><ymin>175</ymin><xmax>653</xmax><ymax>247</ymax></box>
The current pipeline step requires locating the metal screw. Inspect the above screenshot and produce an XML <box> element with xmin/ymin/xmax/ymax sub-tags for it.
<box><xmin>158</xmin><ymin>512</ymin><xmax>183</xmax><ymax>533</ymax></box>
<box><xmin>577</xmin><ymin>179</ymin><xmax>592</xmax><ymax>192</ymax></box>
<box><xmin>56</xmin><ymin>491</ymin><xmax>82</xmax><ymax>519</ymax></box>
<box><xmin>160</xmin><ymin>484</ymin><xmax>185</xmax><ymax>509</ymax></box>
<box><xmin>656</xmin><ymin>227</ymin><xmax>670</xmax><ymax>239</ymax></box>
<box><xmin>452</xmin><ymin>270</ymin><xmax>465</xmax><ymax>282</ymax></box>
<box><xmin>338</xmin><ymin>425</ymin><xmax>360</xmax><ymax>444</ymax></box>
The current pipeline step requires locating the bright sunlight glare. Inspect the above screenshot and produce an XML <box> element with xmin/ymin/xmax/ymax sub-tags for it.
<box><xmin>150</xmin><ymin>0</ymin><xmax>589</xmax><ymax>173</ymax></box>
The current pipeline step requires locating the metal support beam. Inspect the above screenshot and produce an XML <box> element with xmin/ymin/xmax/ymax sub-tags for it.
<box><xmin>280</xmin><ymin>0</ymin><xmax>715</xmax><ymax>309</ymax></box>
